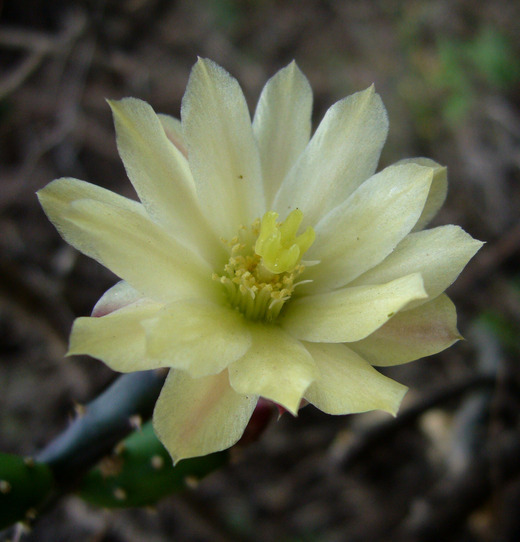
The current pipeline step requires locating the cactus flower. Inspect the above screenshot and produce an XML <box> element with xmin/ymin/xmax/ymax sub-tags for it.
<box><xmin>38</xmin><ymin>59</ymin><xmax>482</xmax><ymax>462</ymax></box>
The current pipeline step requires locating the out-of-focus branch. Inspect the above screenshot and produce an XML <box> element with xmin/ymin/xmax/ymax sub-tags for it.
<box><xmin>0</xmin><ymin>258</ymin><xmax>72</xmax><ymax>351</ymax></box>
<box><xmin>0</xmin><ymin>13</ymin><xmax>87</xmax><ymax>100</ymax></box>
<box><xmin>396</xmin><ymin>433</ymin><xmax>520</xmax><ymax>542</ymax></box>
<box><xmin>336</xmin><ymin>373</ymin><xmax>497</xmax><ymax>470</ymax></box>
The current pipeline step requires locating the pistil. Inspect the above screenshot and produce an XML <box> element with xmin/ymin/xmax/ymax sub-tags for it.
<box><xmin>215</xmin><ymin>210</ymin><xmax>315</xmax><ymax>322</ymax></box>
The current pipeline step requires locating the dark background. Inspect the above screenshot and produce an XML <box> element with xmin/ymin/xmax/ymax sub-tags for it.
<box><xmin>1</xmin><ymin>1</ymin><xmax>520</xmax><ymax>540</ymax></box>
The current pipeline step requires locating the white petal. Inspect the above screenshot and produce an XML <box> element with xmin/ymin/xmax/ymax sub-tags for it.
<box><xmin>157</xmin><ymin>113</ymin><xmax>187</xmax><ymax>157</ymax></box>
<box><xmin>304</xmin><ymin>163</ymin><xmax>433</xmax><ymax>292</ymax></box>
<box><xmin>282</xmin><ymin>273</ymin><xmax>428</xmax><ymax>343</ymax></box>
<box><xmin>252</xmin><ymin>61</ymin><xmax>312</xmax><ymax>207</ymax></box>
<box><xmin>182</xmin><ymin>58</ymin><xmax>265</xmax><ymax>239</ymax></box>
<box><xmin>394</xmin><ymin>158</ymin><xmax>448</xmax><ymax>231</ymax></box>
<box><xmin>38</xmin><ymin>180</ymin><xmax>215</xmax><ymax>302</ymax></box>
<box><xmin>68</xmin><ymin>300</ymin><xmax>164</xmax><ymax>372</ymax></box>
<box><xmin>110</xmin><ymin>99</ymin><xmax>224</xmax><ymax>266</ymax></box>
<box><xmin>274</xmin><ymin>86</ymin><xmax>388</xmax><ymax>228</ymax></box>
<box><xmin>304</xmin><ymin>342</ymin><xmax>407</xmax><ymax>415</ymax></box>
<box><xmin>351</xmin><ymin>225</ymin><xmax>483</xmax><ymax>309</ymax></box>
<box><xmin>142</xmin><ymin>299</ymin><xmax>251</xmax><ymax>377</ymax></box>
<box><xmin>228</xmin><ymin>324</ymin><xmax>318</xmax><ymax>415</ymax></box>
<box><xmin>349</xmin><ymin>294</ymin><xmax>461</xmax><ymax>366</ymax></box>
<box><xmin>153</xmin><ymin>370</ymin><xmax>257</xmax><ymax>462</ymax></box>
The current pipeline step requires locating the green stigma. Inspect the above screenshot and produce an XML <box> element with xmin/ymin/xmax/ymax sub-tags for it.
<box><xmin>255</xmin><ymin>209</ymin><xmax>315</xmax><ymax>274</ymax></box>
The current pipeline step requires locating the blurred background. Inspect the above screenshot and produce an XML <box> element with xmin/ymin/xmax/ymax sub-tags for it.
<box><xmin>1</xmin><ymin>0</ymin><xmax>520</xmax><ymax>540</ymax></box>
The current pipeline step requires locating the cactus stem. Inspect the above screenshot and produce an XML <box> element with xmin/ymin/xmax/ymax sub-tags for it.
<box><xmin>77</xmin><ymin>422</ymin><xmax>229</xmax><ymax>509</ymax></box>
<box><xmin>36</xmin><ymin>371</ymin><xmax>166</xmax><ymax>487</ymax></box>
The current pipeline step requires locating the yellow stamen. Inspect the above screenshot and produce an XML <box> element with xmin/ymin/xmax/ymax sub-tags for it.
<box><xmin>255</xmin><ymin>209</ymin><xmax>315</xmax><ymax>274</ymax></box>
<box><xmin>215</xmin><ymin>210</ymin><xmax>315</xmax><ymax>322</ymax></box>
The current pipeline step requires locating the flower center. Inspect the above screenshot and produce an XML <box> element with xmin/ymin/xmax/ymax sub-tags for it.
<box><xmin>214</xmin><ymin>209</ymin><xmax>315</xmax><ymax>322</ymax></box>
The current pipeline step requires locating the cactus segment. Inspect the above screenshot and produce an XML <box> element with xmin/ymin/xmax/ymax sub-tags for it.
<box><xmin>37</xmin><ymin>370</ymin><xmax>166</xmax><ymax>486</ymax></box>
<box><xmin>0</xmin><ymin>453</ymin><xmax>54</xmax><ymax>529</ymax></box>
<box><xmin>78</xmin><ymin>422</ymin><xmax>228</xmax><ymax>508</ymax></box>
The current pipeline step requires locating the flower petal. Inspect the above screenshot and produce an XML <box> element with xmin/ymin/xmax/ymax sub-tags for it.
<box><xmin>228</xmin><ymin>325</ymin><xmax>318</xmax><ymax>415</ymax></box>
<box><xmin>38</xmin><ymin>180</ymin><xmax>215</xmax><ymax>302</ymax></box>
<box><xmin>274</xmin><ymin>86</ymin><xmax>388</xmax><ymax>228</ymax></box>
<box><xmin>182</xmin><ymin>58</ymin><xmax>265</xmax><ymax>239</ymax></box>
<box><xmin>153</xmin><ymin>369</ymin><xmax>257</xmax><ymax>462</ymax></box>
<box><xmin>349</xmin><ymin>294</ymin><xmax>461</xmax><ymax>366</ymax></box>
<box><xmin>394</xmin><ymin>158</ymin><xmax>447</xmax><ymax>231</ymax></box>
<box><xmin>304</xmin><ymin>163</ymin><xmax>433</xmax><ymax>292</ymax></box>
<box><xmin>350</xmin><ymin>225</ymin><xmax>483</xmax><ymax>308</ymax></box>
<box><xmin>68</xmin><ymin>300</ymin><xmax>164</xmax><ymax>372</ymax></box>
<box><xmin>157</xmin><ymin>113</ymin><xmax>187</xmax><ymax>157</ymax></box>
<box><xmin>91</xmin><ymin>280</ymin><xmax>143</xmax><ymax>317</ymax></box>
<box><xmin>142</xmin><ymin>299</ymin><xmax>251</xmax><ymax>377</ymax></box>
<box><xmin>37</xmin><ymin>176</ymin><xmax>147</xmax><ymax>218</ymax></box>
<box><xmin>304</xmin><ymin>342</ymin><xmax>407</xmax><ymax>415</ymax></box>
<box><xmin>252</xmin><ymin>61</ymin><xmax>312</xmax><ymax>207</ymax></box>
<box><xmin>109</xmin><ymin>98</ymin><xmax>223</xmax><ymax>265</ymax></box>
<box><xmin>282</xmin><ymin>273</ymin><xmax>428</xmax><ymax>343</ymax></box>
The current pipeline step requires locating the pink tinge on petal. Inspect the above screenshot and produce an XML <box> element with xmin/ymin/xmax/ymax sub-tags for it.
<box><xmin>91</xmin><ymin>283</ymin><xmax>144</xmax><ymax>317</ymax></box>
<box><xmin>162</xmin><ymin>125</ymin><xmax>188</xmax><ymax>158</ymax></box>
<box><xmin>92</xmin><ymin>302</ymin><xmax>123</xmax><ymax>318</ymax></box>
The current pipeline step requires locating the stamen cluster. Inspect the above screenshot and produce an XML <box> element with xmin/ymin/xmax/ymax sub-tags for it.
<box><xmin>214</xmin><ymin>217</ymin><xmax>306</xmax><ymax>322</ymax></box>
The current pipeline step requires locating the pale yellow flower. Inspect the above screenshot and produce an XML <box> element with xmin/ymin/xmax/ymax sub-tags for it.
<box><xmin>38</xmin><ymin>59</ymin><xmax>482</xmax><ymax>462</ymax></box>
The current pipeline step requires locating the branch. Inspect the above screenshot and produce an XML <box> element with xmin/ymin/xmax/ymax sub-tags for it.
<box><xmin>337</xmin><ymin>374</ymin><xmax>496</xmax><ymax>470</ymax></box>
<box><xmin>396</xmin><ymin>433</ymin><xmax>520</xmax><ymax>541</ymax></box>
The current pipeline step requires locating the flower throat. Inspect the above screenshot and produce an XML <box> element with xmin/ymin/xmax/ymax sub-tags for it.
<box><xmin>214</xmin><ymin>209</ymin><xmax>315</xmax><ymax>322</ymax></box>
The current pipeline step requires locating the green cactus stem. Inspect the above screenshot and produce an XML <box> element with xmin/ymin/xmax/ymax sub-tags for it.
<box><xmin>78</xmin><ymin>422</ymin><xmax>228</xmax><ymax>508</ymax></box>
<box><xmin>0</xmin><ymin>454</ymin><xmax>54</xmax><ymax>530</ymax></box>
<box><xmin>0</xmin><ymin>370</ymin><xmax>166</xmax><ymax>534</ymax></box>
<box><xmin>36</xmin><ymin>370</ymin><xmax>166</xmax><ymax>488</ymax></box>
